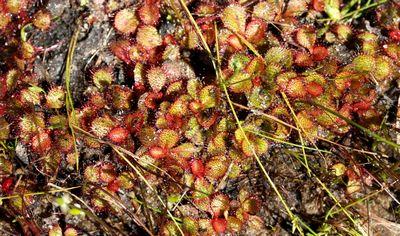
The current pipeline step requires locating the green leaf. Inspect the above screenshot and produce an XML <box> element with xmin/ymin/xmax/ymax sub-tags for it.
<box><xmin>167</xmin><ymin>194</ymin><xmax>180</xmax><ymax>204</ymax></box>
<box><xmin>80</xmin><ymin>0</ymin><xmax>89</xmax><ymax>6</ymax></box>
<box><xmin>325</xmin><ymin>1</ymin><xmax>342</xmax><ymax>21</ymax></box>
<box><xmin>28</xmin><ymin>85</ymin><xmax>45</xmax><ymax>94</ymax></box>
<box><xmin>69</xmin><ymin>207</ymin><xmax>85</xmax><ymax>216</ymax></box>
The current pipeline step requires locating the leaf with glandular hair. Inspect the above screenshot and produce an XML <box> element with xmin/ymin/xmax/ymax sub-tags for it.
<box><xmin>159</xmin><ymin>129</ymin><xmax>179</xmax><ymax>149</ymax></box>
<box><xmin>147</xmin><ymin>66</ymin><xmax>167</xmax><ymax>92</ymax></box>
<box><xmin>199</xmin><ymin>85</ymin><xmax>218</xmax><ymax>109</ymax></box>
<box><xmin>222</xmin><ymin>4</ymin><xmax>247</xmax><ymax>34</ymax></box>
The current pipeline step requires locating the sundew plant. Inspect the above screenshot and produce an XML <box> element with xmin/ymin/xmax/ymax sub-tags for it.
<box><xmin>0</xmin><ymin>0</ymin><xmax>400</xmax><ymax>235</ymax></box>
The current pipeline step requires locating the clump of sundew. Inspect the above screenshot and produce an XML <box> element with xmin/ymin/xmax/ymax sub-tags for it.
<box><xmin>0</xmin><ymin>0</ymin><xmax>399</xmax><ymax>235</ymax></box>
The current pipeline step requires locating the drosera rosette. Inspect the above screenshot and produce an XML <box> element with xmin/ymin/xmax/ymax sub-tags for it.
<box><xmin>212</xmin><ymin>217</ymin><xmax>228</xmax><ymax>234</ymax></box>
<box><xmin>370</xmin><ymin>55</ymin><xmax>394</xmax><ymax>83</ymax></box>
<box><xmin>220</xmin><ymin>4</ymin><xmax>267</xmax><ymax>50</ymax></box>
<box><xmin>161</xmin><ymin>59</ymin><xmax>196</xmax><ymax>82</ymax></box>
<box><xmin>259</xmin><ymin>103</ymin><xmax>293</xmax><ymax>140</ymax></box>
<box><xmin>303</xmin><ymin>72</ymin><xmax>326</xmax><ymax>98</ymax></box>
<box><xmin>389</xmin><ymin>30</ymin><xmax>400</xmax><ymax>42</ymax></box>
<box><xmin>284</xmin><ymin>76</ymin><xmax>308</xmax><ymax>99</ymax></box>
<box><xmin>383</xmin><ymin>43</ymin><xmax>400</xmax><ymax>64</ymax></box>
<box><xmin>227</xmin><ymin>215</ymin><xmax>243</xmax><ymax>233</ymax></box>
<box><xmin>160</xmin><ymin>220</ymin><xmax>186</xmax><ymax>236</ymax></box>
<box><xmin>193</xmin><ymin>3</ymin><xmax>217</xmax><ymax>47</ymax></box>
<box><xmin>318</xmin><ymin>58</ymin><xmax>339</xmax><ymax>77</ymax></box>
<box><xmin>307</xmin><ymin>81</ymin><xmax>325</xmax><ymax>98</ymax></box>
<box><xmin>1</xmin><ymin>177</ymin><xmax>14</xmax><ymax>195</ymax></box>
<box><xmin>19</xmin><ymin>40</ymin><xmax>38</xmax><ymax>62</ymax></box>
<box><xmin>124</xmin><ymin>111</ymin><xmax>146</xmax><ymax>134</ymax></box>
<box><xmin>0</xmin><ymin>154</ymin><xmax>13</xmax><ymax>178</ymax></box>
<box><xmin>83</xmin><ymin>162</ymin><xmax>121</xmax><ymax>193</ymax></box>
<box><xmin>84</xmin><ymin>164</ymin><xmax>101</xmax><ymax>184</ymax></box>
<box><xmin>207</xmin><ymin>131</ymin><xmax>228</xmax><ymax>156</ymax></box>
<box><xmin>148</xmin><ymin>129</ymin><xmax>177</xmax><ymax>160</ymax></box>
<box><xmin>53</xmin><ymin>130</ymin><xmax>74</xmax><ymax>153</ymax></box>
<box><xmin>312</xmin><ymin>0</ymin><xmax>325</xmax><ymax>12</ymax></box>
<box><xmin>139</xmin><ymin>90</ymin><xmax>162</xmax><ymax>110</ymax></box>
<box><xmin>167</xmin><ymin>95</ymin><xmax>191</xmax><ymax>123</ymax></box>
<box><xmin>217</xmin><ymin>28</ymin><xmax>244</xmax><ymax>52</ymax></box>
<box><xmin>284</xmin><ymin>0</ymin><xmax>310</xmax><ymax>18</ymax></box>
<box><xmin>99</xmin><ymin>162</ymin><xmax>117</xmax><ymax>184</ymax></box>
<box><xmin>182</xmin><ymin>217</ymin><xmax>200</xmax><ymax>235</ymax></box>
<box><xmin>210</xmin><ymin>193</ymin><xmax>230</xmax><ymax>217</ymax></box>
